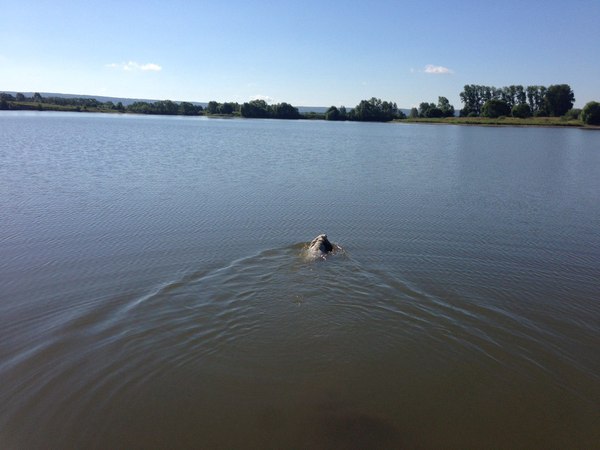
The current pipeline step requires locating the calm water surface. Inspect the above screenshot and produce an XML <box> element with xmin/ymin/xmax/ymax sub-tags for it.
<box><xmin>1</xmin><ymin>112</ymin><xmax>599</xmax><ymax>448</ymax></box>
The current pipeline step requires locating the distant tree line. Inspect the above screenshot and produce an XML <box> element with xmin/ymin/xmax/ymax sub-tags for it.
<box><xmin>2</xmin><ymin>89</ymin><xmax>599</xmax><ymax>125</ymax></box>
<box><xmin>236</xmin><ymin>99</ymin><xmax>300</xmax><ymax>119</ymax></box>
<box><xmin>325</xmin><ymin>97</ymin><xmax>405</xmax><ymax>122</ymax></box>
<box><xmin>1</xmin><ymin>92</ymin><xmax>115</xmax><ymax>111</ymax></box>
<box><xmin>407</xmin><ymin>96</ymin><xmax>455</xmax><ymax>118</ymax></box>
<box><xmin>205</xmin><ymin>101</ymin><xmax>240</xmax><ymax>115</ymax></box>
<box><xmin>126</xmin><ymin>100</ymin><xmax>203</xmax><ymax>115</ymax></box>
<box><xmin>458</xmin><ymin>84</ymin><xmax>575</xmax><ymax>118</ymax></box>
<box><xmin>198</xmin><ymin>100</ymin><xmax>303</xmax><ymax>119</ymax></box>
<box><xmin>0</xmin><ymin>92</ymin><xmax>204</xmax><ymax>115</ymax></box>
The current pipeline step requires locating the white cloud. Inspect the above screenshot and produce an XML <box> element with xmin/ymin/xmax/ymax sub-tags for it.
<box><xmin>424</xmin><ymin>64</ymin><xmax>453</xmax><ymax>74</ymax></box>
<box><xmin>250</xmin><ymin>94</ymin><xmax>274</xmax><ymax>104</ymax></box>
<box><xmin>106</xmin><ymin>61</ymin><xmax>162</xmax><ymax>72</ymax></box>
<box><xmin>139</xmin><ymin>63</ymin><xmax>162</xmax><ymax>72</ymax></box>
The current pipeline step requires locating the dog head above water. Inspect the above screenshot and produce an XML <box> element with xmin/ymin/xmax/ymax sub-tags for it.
<box><xmin>308</xmin><ymin>234</ymin><xmax>334</xmax><ymax>254</ymax></box>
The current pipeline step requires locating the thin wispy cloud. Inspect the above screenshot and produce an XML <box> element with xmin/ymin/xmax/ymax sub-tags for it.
<box><xmin>424</xmin><ymin>64</ymin><xmax>453</xmax><ymax>74</ymax></box>
<box><xmin>106</xmin><ymin>61</ymin><xmax>162</xmax><ymax>72</ymax></box>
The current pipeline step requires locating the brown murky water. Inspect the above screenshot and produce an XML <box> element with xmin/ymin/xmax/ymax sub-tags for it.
<box><xmin>1</xmin><ymin>112</ymin><xmax>599</xmax><ymax>448</ymax></box>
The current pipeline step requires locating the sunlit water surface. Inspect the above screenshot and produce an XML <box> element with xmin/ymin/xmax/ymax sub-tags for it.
<box><xmin>1</xmin><ymin>112</ymin><xmax>599</xmax><ymax>448</ymax></box>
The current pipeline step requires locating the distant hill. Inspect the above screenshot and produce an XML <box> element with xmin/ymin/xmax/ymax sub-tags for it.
<box><xmin>297</xmin><ymin>106</ymin><xmax>327</xmax><ymax>113</ymax></box>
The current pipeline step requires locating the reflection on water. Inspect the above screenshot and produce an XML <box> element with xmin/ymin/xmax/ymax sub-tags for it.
<box><xmin>0</xmin><ymin>113</ymin><xmax>599</xmax><ymax>448</ymax></box>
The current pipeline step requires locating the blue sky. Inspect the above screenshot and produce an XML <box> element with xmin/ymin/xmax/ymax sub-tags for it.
<box><xmin>1</xmin><ymin>0</ymin><xmax>598</xmax><ymax>108</ymax></box>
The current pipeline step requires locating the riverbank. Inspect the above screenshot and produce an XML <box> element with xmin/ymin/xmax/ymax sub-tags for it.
<box><xmin>399</xmin><ymin>116</ymin><xmax>585</xmax><ymax>127</ymax></box>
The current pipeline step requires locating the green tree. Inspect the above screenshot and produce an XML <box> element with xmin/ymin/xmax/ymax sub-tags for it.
<box><xmin>437</xmin><ymin>96</ymin><xmax>455</xmax><ymax>117</ymax></box>
<box><xmin>154</xmin><ymin>100</ymin><xmax>178</xmax><ymax>115</ymax></box>
<box><xmin>127</xmin><ymin>101</ymin><xmax>153</xmax><ymax>114</ymax></box>
<box><xmin>325</xmin><ymin>106</ymin><xmax>340</xmax><ymax>121</ymax></box>
<box><xmin>544</xmin><ymin>84</ymin><xmax>575</xmax><ymax>117</ymax></box>
<box><xmin>218</xmin><ymin>102</ymin><xmax>238</xmax><ymax>115</ymax></box>
<box><xmin>526</xmin><ymin>86</ymin><xmax>548</xmax><ymax>117</ymax></box>
<box><xmin>381</xmin><ymin>100</ymin><xmax>400</xmax><ymax>120</ymax></box>
<box><xmin>526</xmin><ymin>85</ymin><xmax>547</xmax><ymax>115</ymax></box>
<box><xmin>82</xmin><ymin>98</ymin><xmax>100</xmax><ymax>108</ymax></box>
<box><xmin>217</xmin><ymin>102</ymin><xmax>233</xmax><ymax>114</ymax></box>
<box><xmin>32</xmin><ymin>92</ymin><xmax>43</xmax><ymax>103</ymax></box>
<box><xmin>271</xmin><ymin>102</ymin><xmax>300</xmax><ymax>119</ymax></box>
<box><xmin>581</xmin><ymin>101</ymin><xmax>600</xmax><ymax>125</ymax></box>
<box><xmin>418</xmin><ymin>102</ymin><xmax>434</xmax><ymax>118</ymax></box>
<box><xmin>352</xmin><ymin>97</ymin><xmax>398</xmax><ymax>122</ymax></box>
<box><xmin>459</xmin><ymin>85</ymin><xmax>493</xmax><ymax>116</ymax></box>
<box><xmin>511</xmin><ymin>103</ymin><xmax>532</xmax><ymax>118</ymax></box>
<box><xmin>563</xmin><ymin>108</ymin><xmax>581</xmax><ymax>120</ymax></box>
<box><xmin>16</xmin><ymin>93</ymin><xmax>25</xmax><ymax>102</ymax></box>
<box><xmin>408</xmin><ymin>107</ymin><xmax>419</xmax><ymax>119</ymax></box>
<box><xmin>206</xmin><ymin>101</ymin><xmax>219</xmax><ymax>114</ymax></box>
<box><xmin>515</xmin><ymin>85</ymin><xmax>526</xmax><ymax>105</ymax></box>
<box><xmin>418</xmin><ymin>102</ymin><xmax>443</xmax><ymax>118</ymax></box>
<box><xmin>460</xmin><ymin>85</ymin><xmax>530</xmax><ymax>116</ymax></box>
<box><xmin>353</xmin><ymin>98</ymin><xmax>378</xmax><ymax>121</ymax></box>
<box><xmin>428</xmin><ymin>107</ymin><xmax>444</xmax><ymax>118</ymax></box>
<box><xmin>459</xmin><ymin>85</ymin><xmax>478</xmax><ymax>116</ymax></box>
<box><xmin>499</xmin><ymin>85</ymin><xmax>525</xmax><ymax>110</ymax></box>
<box><xmin>1</xmin><ymin>92</ymin><xmax>15</xmax><ymax>102</ymax></box>
<box><xmin>240</xmin><ymin>99</ymin><xmax>270</xmax><ymax>118</ymax></box>
<box><xmin>179</xmin><ymin>101</ymin><xmax>198</xmax><ymax>115</ymax></box>
<box><xmin>482</xmin><ymin>99</ymin><xmax>510</xmax><ymax>118</ymax></box>
<box><xmin>338</xmin><ymin>106</ymin><xmax>347</xmax><ymax>120</ymax></box>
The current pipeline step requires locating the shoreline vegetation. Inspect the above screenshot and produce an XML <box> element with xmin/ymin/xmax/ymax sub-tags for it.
<box><xmin>400</xmin><ymin>116</ymin><xmax>587</xmax><ymax>127</ymax></box>
<box><xmin>2</xmin><ymin>86</ymin><xmax>599</xmax><ymax>127</ymax></box>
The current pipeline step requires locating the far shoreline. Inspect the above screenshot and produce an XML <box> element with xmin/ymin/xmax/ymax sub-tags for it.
<box><xmin>2</xmin><ymin>106</ymin><xmax>599</xmax><ymax>130</ymax></box>
<box><xmin>396</xmin><ymin>116</ymin><xmax>600</xmax><ymax>130</ymax></box>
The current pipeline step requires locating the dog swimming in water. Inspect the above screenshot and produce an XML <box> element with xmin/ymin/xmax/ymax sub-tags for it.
<box><xmin>307</xmin><ymin>234</ymin><xmax>334</xmax><ymax>257</ymax></box>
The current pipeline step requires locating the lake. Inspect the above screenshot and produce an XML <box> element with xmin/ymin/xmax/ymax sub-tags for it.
<box><xmin>1</xmin><ymin>112</ymin><xmax>599</xmax><ymax>449</ymax></box>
